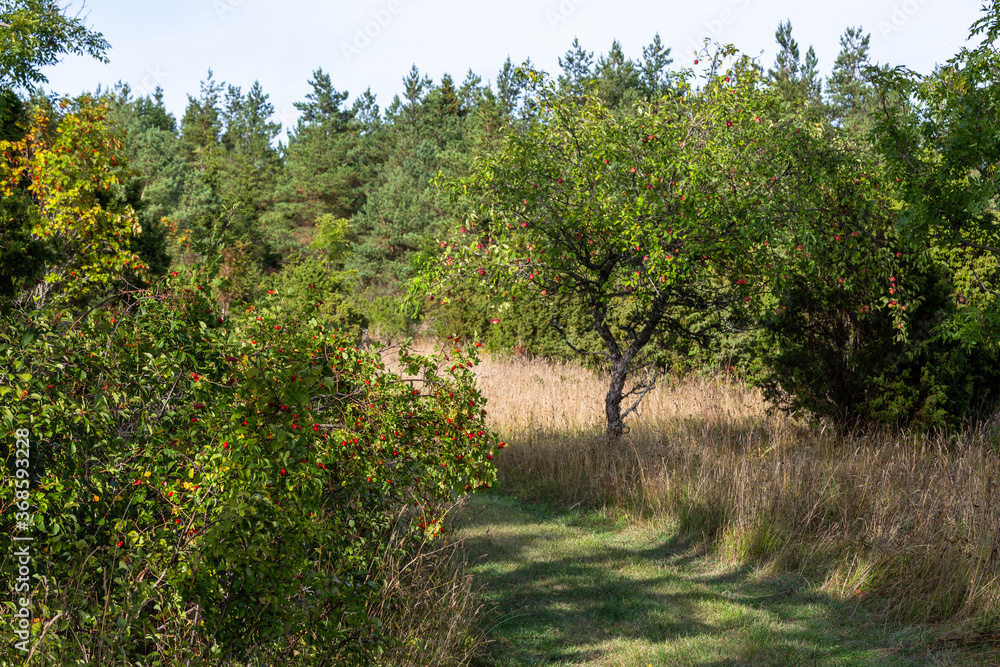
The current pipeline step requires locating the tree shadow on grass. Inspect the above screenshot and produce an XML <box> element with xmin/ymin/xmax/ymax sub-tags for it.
<box><xmin>457</xmin><ymin>492</ymin><xmax>989</xmax><ymax>667</ymax></box>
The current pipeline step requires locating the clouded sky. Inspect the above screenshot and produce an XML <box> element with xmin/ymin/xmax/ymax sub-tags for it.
<box><xmin>39</xmin><ymin>0</ymin><xmax>987</xmax><ymax>142</ymax></box>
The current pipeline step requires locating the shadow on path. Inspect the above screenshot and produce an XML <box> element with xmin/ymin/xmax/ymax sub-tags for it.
<box><xmin>456</xmin><ymin>492</ymin><xmax>998</xmax><ymax>667</ymax></box>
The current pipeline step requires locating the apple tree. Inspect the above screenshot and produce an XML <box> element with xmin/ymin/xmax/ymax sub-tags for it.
<box><xmin>415</xmin><ymin>53</ymin><xmax>906</xmax><ymax>437</ymax></box>
<box><xmin>869</xmin><ymin>4</ymin><xmax>1000</xmax><ymax>350</ymax></box>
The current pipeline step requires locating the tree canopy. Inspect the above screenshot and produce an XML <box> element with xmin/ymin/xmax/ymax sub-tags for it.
<box><xmin>414</xmin><ymin>51</ymin><xmax>904</xmax><ymax>435</ymax></box>
<box><xmin>0</xmin><ymin>0</ymin><xmax>109</xmax><ymax>91</ymax></box>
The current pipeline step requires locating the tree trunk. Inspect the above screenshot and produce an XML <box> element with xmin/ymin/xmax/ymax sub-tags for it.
<box><xmin>605</xmin><ymin>356</ymin><xmax>628</xmax><ymax>438</ymax></box>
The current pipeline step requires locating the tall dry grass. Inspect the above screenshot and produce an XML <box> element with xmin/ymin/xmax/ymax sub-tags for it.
<box><xmin>472</xmin><ymin>350</ymin><xmax>1000</xmax><ymax>636</ymax></box>
<box><xmin>370</xmin><ymin>502</ymin><xmax>486</xmax><ymax>667</ymax></box>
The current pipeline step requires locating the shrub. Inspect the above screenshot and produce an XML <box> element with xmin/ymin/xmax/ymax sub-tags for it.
<box><xmin>357</xmin><ymin>290</ymin><xmax>421</xmax><ymax>340</ymax></box>
<box><xmin>263</xmin><ymin>253</ymin><xmax>368</xmax><ymax>333</ymax></box>
<box><xmin>754</xmin><ymin>249</ymin><xmax>1000</xmax><ymax>429</ymax></box>
<box><xmin>0</xmin><ymin>276</ymin><xmax>497</xmax><ymax>665</ymax></box>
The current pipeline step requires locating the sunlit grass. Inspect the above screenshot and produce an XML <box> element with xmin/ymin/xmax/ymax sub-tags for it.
<box><xmin>382</xmin><ymin>337</ymin><xmax>1000</xmax><ymax>662</ymax></box>
<box><xmin>456</xmin><ymin>492</ymin><xmax>993</xmax><ymax>666</ymax></box>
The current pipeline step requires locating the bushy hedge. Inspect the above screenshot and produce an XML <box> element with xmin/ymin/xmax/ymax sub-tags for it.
<box><xmin>753</xmin><ymin>249</ymin><xmax>1000</xmax><ymax>430</ymax></box>
<box><xmin>0</xmin><ymin>275</ymin><xmax>498</xmax><ymax>665</ymax></box>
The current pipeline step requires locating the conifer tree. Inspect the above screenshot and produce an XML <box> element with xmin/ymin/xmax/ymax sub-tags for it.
<box><xmin>640</xmin><ymin>33</ymin><xmax>673</xmax><ymax>100</ymax></box>
<box><xmin>264</xmin><ymin>69</ymin><xmax>372</xmax><ymax>256</ymax></box>
<box><xmin>558</xmin><ymin>37</ymin><xmax>594</xmax><ymax>94</ymax></box>
<box><xmin>349</xmin><ymin>68</ymin><xmax>475</xmax><ymax>290</ymax></box>
<box><xmin>595</xmin><ymin>39</ymin><xmax>641</xmax><ymax>109</ymax></box>
<box><xmin>828</xmin><ymin>26</ymin><xmax>874</xmax><ymax>129</ymax></box>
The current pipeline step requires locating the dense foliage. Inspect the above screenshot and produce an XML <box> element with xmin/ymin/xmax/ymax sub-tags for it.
<box><xmin>0</xmin><ymin>278</ymin><xmax>498</xmax><ymax>664</ymax></box>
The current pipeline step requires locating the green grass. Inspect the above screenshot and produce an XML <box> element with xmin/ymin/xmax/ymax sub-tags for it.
<box><xmin>456</xmin><ymin>492</ymin><xmax>1000</xmax><ymax>667</ymax></box>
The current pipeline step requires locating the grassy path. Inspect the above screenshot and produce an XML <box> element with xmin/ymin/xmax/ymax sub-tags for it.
<box><xmin>455</xmin><ymin>492</ymin><xmax>999</xmax><ymax>667</ymax></box>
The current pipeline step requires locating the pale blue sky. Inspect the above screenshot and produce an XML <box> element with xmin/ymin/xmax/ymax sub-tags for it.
<box><xmin>39</xmin><ymin>0</ymin><xmax>987</xmax><ymax>141</ymax></box>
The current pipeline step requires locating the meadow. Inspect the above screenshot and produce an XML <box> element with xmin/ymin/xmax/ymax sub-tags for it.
<box><xmin>411</xmin><ymin>343</ymin><xmax>1000</xmax><ymax>665</ymax></box>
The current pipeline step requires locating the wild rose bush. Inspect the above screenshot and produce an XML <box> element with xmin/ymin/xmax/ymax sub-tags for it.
<box><xmin>0</xmin><ymin>276</ymin><xmax>498</xmax><ymax>665</ymax></box>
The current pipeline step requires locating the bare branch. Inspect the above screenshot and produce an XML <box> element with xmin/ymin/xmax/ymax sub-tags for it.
<box><xmin>620</xmin><ymin>369</ymin><xmax>660</xmax><ymax>422</ymax></box>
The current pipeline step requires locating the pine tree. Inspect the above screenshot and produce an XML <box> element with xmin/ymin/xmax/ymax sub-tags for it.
<box><xmin>264</xmin><ymin>70</ymin><xmax>373</xmax><ymax>258</ymax></box>
<box><xmin>348</xmin><ymin>69</ymin><xmax>477</xmax><ymax>291</ymax></box>
<box><xmin>496</xmin><ymin>56</ymin><xmax>528</xmax><ymax>117</ymax></box>
<box><xmin>215</xmin><ymin>81</ymin><xmax>282</xmax><ymax>260</ymax></box>
<box><xmin>107</xmin><ymin>84</ymin><xmax>181</xmax><ymax>275</ymax></box>
<box><xmin>768</xmin><ymin>20</ymin><xmax>800</xmax><ymax>85</ymax></box>
<box><xmin>640</xmin><ymin>33</ymin><xmax>673</xmax><ymax>100</ymax></box>
<box><xmin>436</xmin><ymin>73</ymin><xmax>462</xmax><ymax>117</ymax></box>
<box><xmin>458</xmin><ymin>69</ymin><xmax>485</xmax><ymax>113</ymax></box>
<box><xmin>174</xmin><ymin>71</ymin><xmax>226</xmax><ymax>239</ymax></box>
<box><xmin>400</xmin><ymin>64</ymin><xmax>433</xmax><ymax>125</ymax></box>
<box><xmin>352</xmin><ymin>88</ymin><xmax>381</xmax><ymax>135</ymax></box>
<box><xmin>295</xmin><ymin>69</ymin><xmax>350</xmax><ymax>127</ymax></box>
<box><xmin>558</xmin><ymin>37</ymin><xmax>594</xmax><ymax>94</ymax></box>
<box><xmin>767</xmin><ymin>21</ymin><xmax>822</xmax><ymax>107</ymax></box>
<box><xmin>802</xmin><ymin>45</ymin><xmax>822</xmax><ymax>102</ymax></box>
<box><xmin>177</xmin><ymin>73</ymin><xmax>282</xmax><ymax>264</ymax></box>
<box><xmin>180</xmin><ymin>70</ymin><xmax>223</xmax><ymax>166</ymax></box>
<box><xmin>595</xmin><ymin>40</ymin><xmax>641</xmax><ymax>109</ymax></box>
<box><xmin>827</xmin><ymin>26</ymin><xmax>874</xmax><ymax>130</ymax></box>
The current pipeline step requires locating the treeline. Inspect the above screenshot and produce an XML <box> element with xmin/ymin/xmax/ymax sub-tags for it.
<box><xmin>2</xmin><ymin>21</ymin><xmax>879</xmax><ymax>332</ymax></box>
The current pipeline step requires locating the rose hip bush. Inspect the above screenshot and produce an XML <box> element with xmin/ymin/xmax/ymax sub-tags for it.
<box><xmin>0</xmin><ymin>276</ymin><xmax>498</xmax><ymax>665</ymax></box>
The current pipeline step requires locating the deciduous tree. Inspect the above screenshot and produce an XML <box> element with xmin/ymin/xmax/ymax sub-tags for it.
<box><xmin>0</xmin><ymin>95</ymin><xmax>142</xmax><ymax>304</ymax></box>
<box><xmin>418</xmin><ymin>53</ymin><xmax>901</xmax><ymax>437</ymax></box>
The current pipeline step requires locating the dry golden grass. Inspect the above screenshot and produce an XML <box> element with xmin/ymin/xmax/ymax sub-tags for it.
<box><xmin>461</xmin><ymin>345</ymin><xmax>1000</xmax><ymax>636</ymax></box>
<box><xmin>370</xmin><ymin>503</ymin><xmax>486</xmax><ymax>667</ymax></box>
